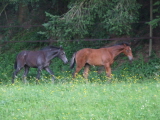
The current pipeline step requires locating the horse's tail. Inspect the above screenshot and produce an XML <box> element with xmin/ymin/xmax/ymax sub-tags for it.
<box><xmin>14</xmin><ymin>60</ymin><xmax>17</xmax><ymax>69</ymax></box>
<box><xmin>14</xmin><ymin>53</ymin><xmax>19</xmax><ymax>70</ymax></box>
<box><xmin>70</xmin><ymin>52</ymin><xmax>76</xmax><ymax>69</ymax></box>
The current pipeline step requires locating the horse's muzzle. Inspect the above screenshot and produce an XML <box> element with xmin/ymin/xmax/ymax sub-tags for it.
<box><xmin>64</xmin><ymin>59</ymin><xmax>68</xmax><ymax>64</ymax></box>
<box><xmin>128</xmin><ymin>56</ymin><xmax>133</xmax><ymax>61</ymax></box>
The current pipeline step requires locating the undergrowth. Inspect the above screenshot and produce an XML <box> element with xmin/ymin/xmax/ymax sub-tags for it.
<box><xmin>0</xmin><ymin>29</ymin><xmax>160</xmax><ymax>84</ymax></box>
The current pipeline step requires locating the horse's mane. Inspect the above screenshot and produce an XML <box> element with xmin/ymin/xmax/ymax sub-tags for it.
<box><xmin>102</xmin><ymin>42</ymin><xmax>131</xmax><ymax>48</ymax></box>
<box><xmin>41</xmin><ymin>46</ymin><xmax>61</xmax><ymax>50</ymax></box>
<box><xmin>114</xmin><ymin>42</ymin><xmax>131</xmax><ymax>46</ymax></box>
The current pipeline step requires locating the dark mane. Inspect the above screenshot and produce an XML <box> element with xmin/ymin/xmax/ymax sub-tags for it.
<box><xmin>102</xmin><ymin>42</ymin><xmax>131</xmax><ymax>48</ymax></box>
<box><xmin>114</xmin><ymin>42</ymin><xmax>131</xmax><ymax>46</ymax></box>
<box><xmin>41</xmin><ymin>46</ymin><xmax>61</xmax><ymax>50</ymax></box>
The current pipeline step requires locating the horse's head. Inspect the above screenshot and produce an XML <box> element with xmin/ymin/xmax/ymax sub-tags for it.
<box><xmin>122</xmin><ymin>44</ymin><xmax>133</xmax><ymax>61</ymax></box>
<box><xmin>57</xmin><ymin>46</ymin><xmax>68</xmax><ymax>64</ymax></box>
<box><xmin>41</xmin><ymin>46</ymin><xmax>68</xmax><ymax>63</ymax></box>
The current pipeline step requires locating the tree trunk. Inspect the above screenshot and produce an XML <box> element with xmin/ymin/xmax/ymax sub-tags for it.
<box><xmin>149</xmin><ymin>0</ymin><xmax>153</xmax><ymax>56</ymax></box>
<box><xmin>18</xmin><ymin>2</ymin><xmax>28</xmax><ymax>24</ymax></box>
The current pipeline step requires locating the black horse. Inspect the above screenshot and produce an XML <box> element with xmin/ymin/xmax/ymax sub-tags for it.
<box><xmin>12</xmin><ymin>46</ymin><xmax>68</xmax><ymax>84</ymax></box>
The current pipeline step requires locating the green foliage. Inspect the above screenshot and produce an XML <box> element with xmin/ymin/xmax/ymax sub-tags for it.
<box><xmin>91</xmin><ymin>0</ymin><xmax>140</xmax><ymax>35</ymax></box>
<box><xmin>112</xmin><ymin>57</ymin><xmax>160</xmax><ymax>83</ymax></box>
<box><xmin>39</xmin><ymin>12</ymin><xmax>90</xmax><ymax>40</ymax></box>
<box><xmin>40</xmin><ymin>0</ymin><xmax>141</xmax><ymax>40</ymax></box>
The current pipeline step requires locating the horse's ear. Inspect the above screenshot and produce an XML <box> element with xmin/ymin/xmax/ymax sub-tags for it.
<box><xmin>123</xmin><ymin>42</ymin><xmax>131</xmax><ymax>46</ymax></box>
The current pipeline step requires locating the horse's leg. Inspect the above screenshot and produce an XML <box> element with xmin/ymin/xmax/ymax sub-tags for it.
<box><xmin>45</xmin><ymin>67</ymin><xmax>54</xmax><ymax>83</ymax></box>
<box><xmin>73</xmin><ymin>66</ymin><xmax>83</xmax><ymax>78</ymax></box>
<box><xmin>104</xmin><ymin>63</ymin><xmax>111</xmax><ymax>82</ymax></box>
<box><xmin>83</xmin><ymin>64</ymin><xmax>90</xmax><ymax>83</ymax></box>
<box><xmin>73</xmin><ymin>58</ymin><xmax>85</xmax><ymax>78</ymax></box>
<box><xmin>36</xmin><ymin>67</ymin><xmax>42</xmax><ymax>84</ymax></box>
<box><xmin>23</xmin><ymin>66</ymin><xmax>29</xmax><ymax>84</ymax></box>
<box><xmin>12</xmin><ymin>62</ymin><xmax>24</xmax><ymax>83</ymax></box>
<box><xmin>12</xmin><ymin>68</ymin><xmax>21</xmax><ymax>84</ymax></box>
<box><xmin>83</xmin><ymin>64</ymin><xmax>90</xmax><ymax>78</ymax></box>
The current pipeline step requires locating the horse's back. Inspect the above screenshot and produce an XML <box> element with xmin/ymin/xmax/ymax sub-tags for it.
<box><xmin>76</xmin><ymin>48</ymin><xmax>109</xmax><ymax>57</ymax></box>
<box><xmin>16</xmin><ymin>51</ymin><xmax>28</xmax><ymax>60</ymax></box>
<box><xmin>17</xmin><ymin>51</ymin><xmax>40</xmax><ymax>60</ymax></box>
<box><xmin>26</xmin><ymin>51</ymin><xmax>43</xmax><ymax>58</ymax></box>
<box><xmin>16</xmin><ymin>50</ymin><xmax>45</xmax><ymax>68</ymax></box>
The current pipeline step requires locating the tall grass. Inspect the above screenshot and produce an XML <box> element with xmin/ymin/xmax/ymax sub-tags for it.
<box><xmin>0</xmin><ymin>81</ymin><xmax>159</xmax><ymax>120</ymax></box>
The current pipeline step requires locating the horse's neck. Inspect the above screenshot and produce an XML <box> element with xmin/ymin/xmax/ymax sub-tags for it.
<box><xmin>44</xmin><ymin>50</ymin><xmax>59</xmax><ymax>60</ymax></box>
<box><xmin>108</xmin><ymin>45</ymin><xmax>124</xmax><ymax>58</ymax></box>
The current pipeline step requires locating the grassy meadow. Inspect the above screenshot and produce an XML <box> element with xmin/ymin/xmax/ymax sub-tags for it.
<box><xmin>0</xmin><ymin>76</ymin><xmax>160</xmax><ymax>120</ymax></box>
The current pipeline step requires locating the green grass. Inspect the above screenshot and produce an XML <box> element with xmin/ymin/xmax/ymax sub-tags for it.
<box><xmin>0</xmin><ymin>81</ymin><xmax>160</xmax><ymax>120</ymax></box>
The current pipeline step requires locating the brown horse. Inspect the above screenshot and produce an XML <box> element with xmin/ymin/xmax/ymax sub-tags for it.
<box><xmin>70</xmin><ymin>43</ymin><xmax>133</xmax><ymax>79</ymax></box>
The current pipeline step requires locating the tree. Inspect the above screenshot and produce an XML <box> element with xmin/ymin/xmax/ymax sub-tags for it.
<box><xmin>148</xmin><ymin>1</ymin><xmax>160</xmax><ymax>28</ymax></box>
<box><xmin>0</xmin><ymin>0</ymin><xmax>40</xmax><ymax>24</ymax></box>
<box><xmin>41</xmin><ymin>0</ymin><xmax>141</xmax><ymax>41</ymax></box>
